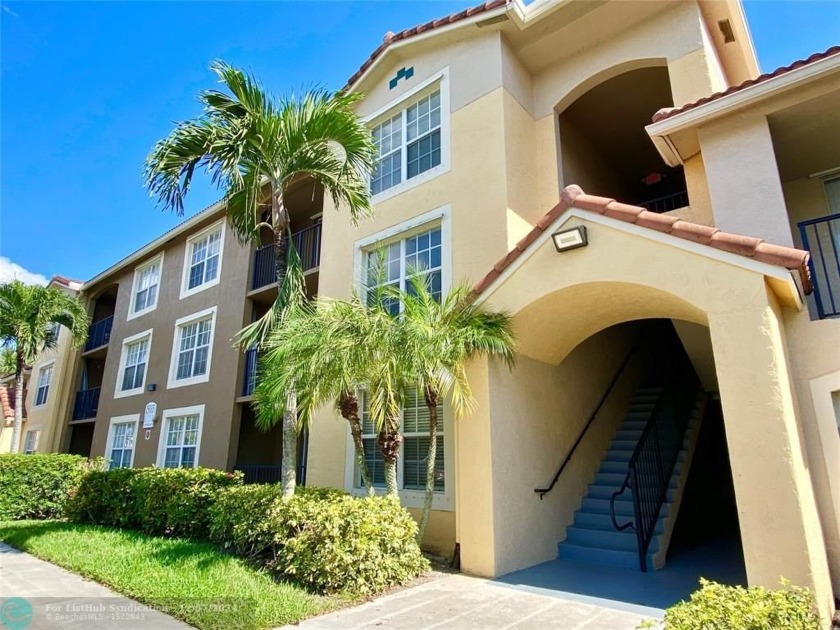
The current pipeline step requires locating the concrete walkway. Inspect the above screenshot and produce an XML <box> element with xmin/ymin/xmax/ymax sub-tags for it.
<box><xmin>288</xmin><ymin>573</ymin><xmax>655</xmax><ymax>630</ymax></box>
<box><xmin>0</xmin><ymin>543</ymin><xmax>190</xmax><ymax>629</ymax></box>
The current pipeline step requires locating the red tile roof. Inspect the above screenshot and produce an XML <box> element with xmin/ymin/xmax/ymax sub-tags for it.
<box><xmin>52</xmin><ymin>275</ymin><xmax>83</xmax><ymax>288</ymax></box>
<box><xmin>472</xmin><ymin>185</ymin><xmax>812</xmax><ymax>296</ymax></box>
<box><xmin>652</xmin><ymin>45</ymin><xmax>840</xmax><ymax>123</ymax></box>
<box><xmin>0</xmin><ymin>385</ymin><xmax>24</xmax><ymax>421</ymax></box>
<box><xmin>346</xmin><ymin>0</ymin><xmax>508</xmax><ymax>88</ymax></box>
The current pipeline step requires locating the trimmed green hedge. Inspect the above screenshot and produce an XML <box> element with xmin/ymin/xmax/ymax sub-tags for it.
<box><xmin>641</xmin><ymin>578</ymin><xmax>821</xmax><ymax>630</ymax></box>
<box><xmin>210</xmin><ymin>485</ymin><xmax>429</xmax><ymax>594</ymax></box>
<box><xmin>68</xmin><ymin>467</ymin><xmax>242</xmax><ymax>539</ymax></box>
<box><xmin>0</xmin><ymin>454</ymin><xmax>92</xmax><ymax>520</ymax></box>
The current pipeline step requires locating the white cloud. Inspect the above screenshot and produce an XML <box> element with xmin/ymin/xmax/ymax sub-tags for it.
<box><xmin>0</xmin><ymin>257</ymin><xmax>48</xmax><ymax>286</ymax></box>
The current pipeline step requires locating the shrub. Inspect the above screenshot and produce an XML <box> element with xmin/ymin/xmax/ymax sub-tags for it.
<box><xmin>67</xmin><ymin>466</ymin><xmax>241</xmax><ymax>539</ymax></box>
<box><xmin>209</xmin><ymin>485</ymin><xmax>428</xmax><ymax>595</ymax></box>
<box><xmin>0</xmin><ymin>453</ymin><xmax>93</xmax><ymax>520</ymax></box>
<box><xmin>641</xmin><ymin>578</ymin><xmax>821</xmax><ymax>630</ymax></box>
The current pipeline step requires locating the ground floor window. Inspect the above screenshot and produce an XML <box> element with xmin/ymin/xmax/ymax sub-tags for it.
<box><xmin>157</xmin><ymin>405</ymin><xmax>204</xmax><ymax>468</ymax></box>
<box><xmin>105</xmin><ymin>415</ymin><xmax>138</xmax><ymax>469</ymax></box>
<box><xmin>23</xmin><ymin>430</ymin><xmax>39</xmax><ymax>454</ymax></box>
<box><xmin>358</xmin><ymin>387</ymin><xmax>445</xmax><ymax>492</ymax></box>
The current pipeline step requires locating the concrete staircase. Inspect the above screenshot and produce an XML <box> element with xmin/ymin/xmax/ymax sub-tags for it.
<box><xmin>558</xmin><ymin>386</ymin><xmax>706</xmax><ymax>570</ymax></box>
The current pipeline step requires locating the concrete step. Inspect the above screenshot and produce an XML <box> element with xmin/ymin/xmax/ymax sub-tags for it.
<box><xmin>566</xmin><ymin>525</ymin><xmax>661</xmax><ymax>553</ymax></box>
<box><xmin>558</xmin><ymin>542</ymin><xmax>655</xmax><ymax>570</ymax></box>
<box><xmin>581</xmin><ymin>497</ymin><xmax>637</xmax><ymax>516</ymax></box>
<box><xmin>573</xmin><ymin>511</ymin><xmax>666</xmax><ymax>534</ymax></box>
<box><xmin>614</xmin><ymin>430</ymin><xmax>643</xmax><ymax>441</ymax></box>
<box><xmin>587</xmin><ymin>484</ymin><xmax>677</xmax><ymax>501</ymax></box>
<box><xmin>619</xmin><ymin>421</ymin><xmax>648</xmax><ymax>432</ymax></box>
<box><xmin>609</xmin><ymin>439</ymin><xmax>639</xmax><ymax>451</ymax></box>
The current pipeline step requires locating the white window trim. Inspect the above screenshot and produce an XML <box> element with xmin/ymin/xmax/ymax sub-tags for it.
<box><xmin>105</xmin><ymin>414</ymin><xmax>140</xmax><ymax>469</ymax></box>
<box><xmin>127</xmin><ymin>252</ymin><xmax>164</xmax><ymax>320</ymax></box>
<box><xmin>155</xmin><ymin>404</ymin><xmax>205</xmax><ymax>468</ymax></box>
<box><xmin>365</xmin><ymin>68</ymin><xmax>451</xmax><ymax>205</ymax></box>
<box><xmin>166</xmin><ymin>306</ymin><xmax>218</xmax><ymax>390</ymax></box>
<box><xmin>179</xmin><ymin>220</ymin><xmax>226</xmax><ymax>300</ymax></box>
<box><xmin>342</xmin><ymin>391</ymin><xmax>456</xmax><ymax>511</ymax></box>
<box><xmin>353</xmin><ymin>204</ymin><xmax>452</xmax><ymax>298</ymax></box>
<box><xmin>33</xmin><ymin>362</ymin><xmax>54</xmax><ymax>408</ymax></box>
<box><xmin>114</xmin><ymin>329</ymin><xmax>154</xmax><ymax>399</ymax></box>
<box><xmin>23</xmin><ymin>425</ymin><xmax>42</xmax><ymax>454</ymax></box>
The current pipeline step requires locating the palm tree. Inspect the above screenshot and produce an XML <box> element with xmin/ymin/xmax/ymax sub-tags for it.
<box><xmin>144</xmin><ymin>60</ymin><xmax>376</xmax><ymax>497</ymax></box>
<box><xmin>398</xmin><ymin>275</ymin><xmax>516</xmax><ymax>543</ymax></box>
<box><xmin>0</xmin><ymin>280</ymin><xmax>89</xmax><ymax>453</ymax></box>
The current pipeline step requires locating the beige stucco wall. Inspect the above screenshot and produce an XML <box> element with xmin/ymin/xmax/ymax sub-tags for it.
<box><xmin>486</xmin><ymin>325</ymin><xmax>641</xmax><ymax>576</ymax></box>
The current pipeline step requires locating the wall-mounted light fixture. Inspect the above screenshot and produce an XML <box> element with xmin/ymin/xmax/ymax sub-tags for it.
<box><xmin>551</xmin><ymin>226</ymin><xmax>588</xmax><ymax>252</ymax></box>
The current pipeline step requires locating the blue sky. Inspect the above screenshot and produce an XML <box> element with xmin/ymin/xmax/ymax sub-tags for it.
<box><xmin>1</xmin><ymin>1</ymin><xmax>838</xmax><ymax>284</ymax></box>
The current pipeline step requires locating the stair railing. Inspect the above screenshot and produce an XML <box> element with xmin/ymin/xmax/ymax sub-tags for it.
<box><xmin>609</xmin><ymin>359</ymin><xmax>700</xmax><ymax>571</ymax></box>
<box><xmin>534</xmin><ymin>345</ymin><xmax>638</xmax><ymax>500</ymax></box>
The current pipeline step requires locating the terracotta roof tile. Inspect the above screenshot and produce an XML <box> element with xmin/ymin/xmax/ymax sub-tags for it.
<box><xmin>0</xmin><ymin>385</ymin><xmax>25</xmax><ymax>421</ymax></box>
<box><xmin>472</xmin><ymin>185</ymin><xmax>813</xmax><ymax>298</ymax></box>
<box><xmin>52</xmin><ymin>275</ymin><xmax>83</xmax><ymax>287</ymax></box>
<box><xmin>652</xmin><ymin>45</ymin><xmax>840</xmax><ymax>123</ymax></box>
<box><xmin>346</xmin><ymin>0</ymin><xmax>508</xmax><ymax>88</ymax></box>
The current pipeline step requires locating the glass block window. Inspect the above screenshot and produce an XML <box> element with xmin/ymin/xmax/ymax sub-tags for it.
<box><xmin>163</xmin><ymin>414</ymin><xmax>200</xmax><ymax>468</ymax></box>
<box><xmin>365</xmin><ymin>226</ymin><xmax>442</xmax><ymax>314</ymax></box>
<box><xmin>370</xmin><ymin>89</ymin><xmax>442</xmax><ymax>195</ymax></box>
<box><xmin>108</xmin><ymin>421</ymin><xmax>136</xmax><ymax>469</ymax></box>
<box><xmin>120</xmin><ymin>338</ymin><xmax>149</xmax><ymax>392</ymax></box>
<box><xmin>133</xmin><ymin>258</ymin><xmax>161</xmax><ymax>314</ymax></box>
<box><xmin>175</xmin><ymin>317</ymin><xmax>213</xmax><ymax>381</ymax></box>
<box><xmin>358</xmin><ymin>387</ymin><xmax>445</xmax><ymax>493</ymax></box>
<box><xmin>187</xmin><ymin>227</ymin><xmax>222</xmax><ymax>290</ymax></box>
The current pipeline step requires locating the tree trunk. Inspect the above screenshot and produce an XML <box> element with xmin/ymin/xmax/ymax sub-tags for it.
<box><xmin>272</xmin><ymin>188</ymin><xmax>297</xmax><ymax>498</ymax></box>
<box><xmin>9</xmin><ymin>355</ymin><xmax>24</xmax><ymax>454</ymax></box>
<box><xmin>417</xmin><ymin>385</ymin><xmax>439</xmax><ymax>545</ymax></box>
<box><xmin>377</xmin><ymin>417</ymin><xmax>402</xmax><ymax>497</ymax></box>
<box><xmin>339</xmin><ymin>391</ymin><xmax>374</xmax><ymax>496</ymax></box>
<box><xmin>281</xmin><ymin>388</ymin><xmax>297</xmax><ymax>499</ymax></box>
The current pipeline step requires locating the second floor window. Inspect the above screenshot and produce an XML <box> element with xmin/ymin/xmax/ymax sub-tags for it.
<box><xmin>131</xmin><ymin>256</ymin><xmax>162</xmax><ymax>317</ymax></box>
<box><xmin>121</xmin><ymin>338</ymin><xmax>149</xmax><ymax>392</ymax></box>
<box><xmin>176</xmin><ymin>316</ymin><xmax>212</xmax><ymax>381</ymax></box>
<box><xmin>35</xmin><ymin>364</ymin><xmax>52</xmax><ymax>406</ymax></box>
<box><xmin>371</xmin><ymin>89</ymin><xmax>442</xmax><ymax>196</ymax></box>
<box><xmin>187</xmin><ymin>227</ymin><xmax>222</xmax><ymax>291</ymax></box>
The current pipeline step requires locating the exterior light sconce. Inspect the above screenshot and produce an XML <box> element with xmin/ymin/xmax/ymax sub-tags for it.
<box><xmin>552</xmin><ymin>226</ymin><xmax>588</xmax><ymax>252</ymax></box>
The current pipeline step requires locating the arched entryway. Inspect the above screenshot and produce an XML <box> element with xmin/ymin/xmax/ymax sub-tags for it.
<box><xmin>454</xmin><ymin>201</ymin><xmax>834</xmax><ymax>616</ymax></box>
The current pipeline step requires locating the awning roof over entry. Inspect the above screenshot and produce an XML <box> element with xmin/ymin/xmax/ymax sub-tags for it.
<box><xmin>472</xmin><ymin>185</ymin><xmax>811</xmax><ymax>302</ymax></box>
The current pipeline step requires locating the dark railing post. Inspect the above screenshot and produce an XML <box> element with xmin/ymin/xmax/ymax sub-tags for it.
<box><xmin>72</xmin><ymin>387</ymin><xmax>101</xmax><ymax>421</ymax></box>
<box><xmin>84</xmin><ymin>316</ymin><xmax>113</xmax><ymax>352</ymax></box>
<box><xmin>242</xmin><ymin>348</ymin><xmax>258</xmax><ymax>396</ymax></box>
<box><xmin>252</xmin><ymin>223</ymin><xmax>322</xmax><ymax>291</ymax></box>
<box><xmin>799</xmin><ymin>213</ymin><xmax>840</xmax><ymax>319</ymax></box>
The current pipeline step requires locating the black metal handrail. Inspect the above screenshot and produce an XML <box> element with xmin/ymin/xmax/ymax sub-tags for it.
<box><xmin>610</xmin><ymin>360</ymin><xmax>701</xmax><ymax>571</ymax></box>
<box><xmin>234</xmin><ymin>464</ymin><xmax>283</xmax><ymax>485</ymax></box>
<box><xmin>251</xmin><ymin>223</ymin><xmax>322</xmax><ymax>290</ymax></box>
<box><xmin>84</xmin><ymin>316</ymin><xmax>113</xmax><ymax>352</ymax></box>
<box><xmin>799</xmin><ymin>212</ymin><xmax>840</xmax><ymax>319</ymax></box>
<box><xmin>534</xmin><ymin>345</ymin><xmax>638</xmax><ymax>499</ymax></box>
<box><xmin>638</xmin><ymin>190</ymin><xmax>689</xmax><ymax>214</ymax></box>
<box><xmin>72</xmin><ymin>387</ymin><xmax>101</xmax><ymax>421</ymax></box>
<box><xmin>242</xmin><ymin>347</ymin><xmax>258</xmax><ymax>396</ymax></box>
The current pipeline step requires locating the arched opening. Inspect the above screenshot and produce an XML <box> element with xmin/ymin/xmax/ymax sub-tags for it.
<box><xmin>558</xmin><ymin>66</ymin><xmax>688</xmax><ymax>213</ymax></box>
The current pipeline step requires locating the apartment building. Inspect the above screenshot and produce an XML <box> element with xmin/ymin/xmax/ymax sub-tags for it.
<box><xmin>0</xmin><ymin>275</ymin><xmax>82</xmax><ymax>454</ymax></box>
<box><xmin>53</xmin><ymin>0</ymin><xmax>839</xmax><ymax>619</ymax></box>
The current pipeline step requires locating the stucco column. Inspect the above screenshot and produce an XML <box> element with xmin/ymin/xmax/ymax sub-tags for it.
<box><xmin>699</xmin><ymin>115</ymin><xmax>793</xmax><ymax>246</ymax></box>
<box><xmin>708</xmin><ymin>297</ymin><xmax>834</xmax><ymax>618</ymax></box>
<box><xmin>457</xmin><ymin>356</ymin><xmax>497</xmax><ymax>577</ymax></box>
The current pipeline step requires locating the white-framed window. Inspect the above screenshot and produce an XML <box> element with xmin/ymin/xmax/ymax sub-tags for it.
<box><xmin>129</xmin><ymin>253</ymin><xmax>163</xmax><ymax>319</ymax></box>
<box><xmin>114</xmin><ymin>329</ymin><xmax>153</xmax><ymax>398</ymax></box>
<box><xmin>23</xmin><ymin>429</ymin><xmax>39</xmax><ymax>454</ymax></box>
<box><xmin>180</xmin><ymin>221</ymin><xmax>225</xmax><ymax>298</ymax></box>
<box><xmin>156</xmin><ymin>405</ymin><xmax>204</xmax><ymax>469</ymax></box>
<box><xmin>167</xmin><ymin>306</ymin><xmax>217</xmax><ymax>389</ymax></box>
<box><xmin>358</xmin><ymin>388</ymin><xmax>445</xmax><ymax>492</ymax></box>
<box><xmin>105</xmin><ymin>415</ymin><xmax>139</xmax><ymax>469</ymax></box>
<box><xmin>34</xmin><ymin>363</ymin><xmax>53</xmax><ymax>407</ymax></box>
<box><xmin>366</xmin><ymin>71</ymin><xmax>450</xmax><ymax>201</ymax></box>
<box><xmin>46</xmin><ymin>321</ymin><xmax>60</xmax><ymax>343</ymax></box>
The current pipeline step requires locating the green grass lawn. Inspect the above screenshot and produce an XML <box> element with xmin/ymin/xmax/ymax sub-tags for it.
<box><xmin>0</xmin><ymin>520</ymin><xmax>339</xmax><ymax>630</ymax></box>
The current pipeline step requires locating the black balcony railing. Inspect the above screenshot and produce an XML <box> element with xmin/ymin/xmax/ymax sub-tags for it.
<box><xmin>252</xmin><ymin>223</ymin><xmax>322</xmax><ymax>290</ymax></box>
<box><xmin>242</xmin><ymin>347</ymin><xmax>258</xmax><ymax>396</ymax></box>
<box><xmin>85</xmin><ymin>316</ymin><xmax>113</xmax><ymax>352</ymax></box>
<box><xmin>72</xmin><ymin>387</ymin><xmax>101</xmax><ymax>421</ymax></box>
<box><xmin>799</xmin><ymin>213</ymin><xmax>840</xmax><ymax>319</ymax></box>
<box><xmin>234</xmin><ymin>464</ymin><xmax>283</xmax><ymax>485</ymax></box>
<box><xmin>638</xmin><ymin>190</ymin><xmax>689</xmax><ymax>214</ymax></box>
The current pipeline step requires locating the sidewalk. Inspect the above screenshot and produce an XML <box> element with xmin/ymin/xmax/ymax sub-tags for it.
<box><xmin>0</xmin><ymin>543</ymin><xmax>190</xmax><ymax>629</ymax></box>
<box><xmin>287</xmin><ymin>573</ymin><xmax>652</xmax><ymax>629</ymax></box>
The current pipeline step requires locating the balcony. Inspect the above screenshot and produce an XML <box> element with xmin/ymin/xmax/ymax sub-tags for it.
<box><xmin>72</xmin><ymin>387</ymin><xmax>101</xmax><ymax>421</ymax></box>
<box><xmin>233</xmin><ymin>464</ymin><xmax>283</xmax><ymax>485</ymax></box>
<box><xmin>252</xmin><ymin>223</ymin><xmax>322</xmax><ymax>291</ymax></box>
<box><xmin>799</xmin><ymin>213</ymin><xmax>840</xmax><ymax>319</ymax></box>
<box><xmin>639</xmin><ymin>190</ymin><xmax>689</xmax><ymax>214</ymax></box>
<box><xmin>242</xmin><ymin>347</ymin><xmax>258</xmax><ymax>397</ymax></box>
<box><xmin>84</xmin><ymin>316</ymin><xmax>113</xmax><ymax>352</ymax></box>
